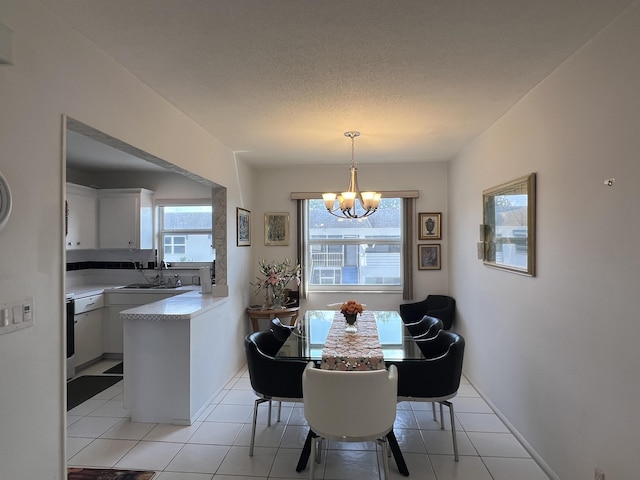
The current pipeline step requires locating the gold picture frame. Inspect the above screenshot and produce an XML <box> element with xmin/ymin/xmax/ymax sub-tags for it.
<box><xmin>264</xmin><ymin>212</ymin><xmax>290</xmax><ymax>246</ymax></box>
<box><xmin>482</xmin><ymin>173</ymin><xmax>536</xmax><ymax>276</ymax></box>
<box><xmin>418</xmin><ymin>212</ymin><xmax>442</xmax><ymax>240</ymax></box>
<box><xmin>418</xmin><ymin>244</ymin><xmax>441</xmax><ymax>270</ymax></box>
<box><xmin>236</xmin><ymin>207</ymin><xmax>251</xmax><ymax>246</ymax></box>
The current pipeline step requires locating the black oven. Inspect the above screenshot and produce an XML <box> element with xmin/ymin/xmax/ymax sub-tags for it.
<box><xmin>66</xmin><ymin>295</ymin><xmax>75</xmax><ymax>379</ymax></box>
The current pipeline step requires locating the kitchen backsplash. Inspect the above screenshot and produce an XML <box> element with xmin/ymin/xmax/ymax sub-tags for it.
<box><xmin>65</xmin><ymin>249</ymin><xmax>207</xmax><ymax>288</ymax></box>
<box><xmin>66</xmin><ymin>248</ymin><xmax>154</xmax><ymax>270</ymax></box>
<box><xmin>67</xmin><ymin>260</ymin><xmax>146</xmax><ymax>272</ymax></box>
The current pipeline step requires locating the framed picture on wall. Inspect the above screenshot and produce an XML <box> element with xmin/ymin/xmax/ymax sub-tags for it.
<box><xmin>236</xmin><ymin>207</ymin><xmax>251</xmax><ymax>246</ymax></box>
<box><xmin>265</xmin><ymin>212</ymin><xmax>290</xmax><ymax>246</ymax></box>
<box><xmin>418</xmin><ymin>244</ymin><xmax>441</xmax><ymax>270</ymax></box>
<box><xmin>418</xmin><ymin>212</ymin><xmax>442</xmax><ymax>240</ymax></box>
<box><xmin>482</xmin><ymin>173</ymin><xmax>536</xmax><ymax>276</ymax></box>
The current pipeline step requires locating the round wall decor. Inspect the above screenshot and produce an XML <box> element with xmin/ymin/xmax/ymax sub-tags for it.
<box><xmin>0</xmin><ymin>171</ymin><xmax>12</xmax><ymax>232</ymax></box>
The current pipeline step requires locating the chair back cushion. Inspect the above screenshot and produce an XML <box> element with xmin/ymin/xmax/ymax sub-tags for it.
<box><xmin>399</xmin><ymin>295</ymin><xmax>455</xmax><ymax>329</ymax></box>
<box><xmin>270</xmin><ymin>317</ymin><xmax>294</xmax><ymax>342</ymax></box>
<box><xmin>251</xmin><ymin>328</ymin><xmax>285</xmax><ymax>356</ymax></box>
<box><xmin>302</xmin><ymin>363</ymin><xmax>397</xmax><ymax>440</ymax></box>
<box><xmin>391</xmin><ymin>330</ymin><xmax>465</xmax><ymax>399</ymax></box>
<box><xmin>244</xmin><ymin>331</ymin><xmax>307</xmax><ymax>399</ymax></box>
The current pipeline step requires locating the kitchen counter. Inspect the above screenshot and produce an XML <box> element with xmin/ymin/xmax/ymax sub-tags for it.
<box><xmin>66</xmin><ymin>283</ymin><xmax>122</xmax><ymax>298</ymax></box>
<box><xmin>66</xmin><ymin>283</ymin><xmax>197</xmax><ymax>298</ymax></box>
<box><xmin>118</xmin><ymin>288</ymin><xmax>227</xmax><ymax>321</ymax></box>
<box><xmin>121</xmin><ymin>288</ymin><xmax>228</xmax><ymax>425</ymax></box>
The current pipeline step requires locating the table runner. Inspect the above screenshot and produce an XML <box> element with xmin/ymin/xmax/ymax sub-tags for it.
<box><xmin>321</xmin><ymin>310</ymin><xmax>385</xmax><ymax>370</ymax></box>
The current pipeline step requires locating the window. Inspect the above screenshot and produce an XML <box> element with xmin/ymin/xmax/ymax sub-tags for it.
<box><xmin>157</xmin><ymin>203</ymin><xmax>214</xmax><ymax>266</ymax></box>
<box><xmin>305</xmin><ymin>198</ymin><xmax>403</xmax><ymax>291</ymax></box>
<box><xmin>164</xmin><ymin>235</ymin><xmax>186</xmax><ymax>255</ymax></box>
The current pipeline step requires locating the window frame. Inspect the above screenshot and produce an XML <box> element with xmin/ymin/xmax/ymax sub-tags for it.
<box><xmin>156</xmin><ymin>199</ymin><xmax>214</xmax><ymax>268</ymax></box>
<box><xmin>304</xmin><ymin>198</ymin><xmax>404</xmax><ymax>293</ymax></box>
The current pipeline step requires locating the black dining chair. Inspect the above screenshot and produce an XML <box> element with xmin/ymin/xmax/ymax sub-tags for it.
<box><xmin>389</xmin><ymin>329</ymin><xmax>465</xmax><ymax>461</ymax></box>
<box><xmin>270</xmin><ymin>317</ymin><xmax>296</xmax><ymax>342</ymax></box>
<box><xmin>399</xmin><ymin>295</ymin><xmax>456</xmax><ymax>330</ymax></box>
<box><xmin>244</xmin><ymin>330</ymin><xmax>308</xmax><ymax>456</ymax></box>
<box><xmin>403</xmin><ymin>315</ymin><xmax>442</xmax><ymax>339</ymax></box>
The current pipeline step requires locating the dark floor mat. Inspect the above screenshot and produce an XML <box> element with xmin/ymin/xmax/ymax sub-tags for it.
<box><xmin>67</xmin><ymin>375</ymin><xmax>122</xmax><ymax>411</ymax></box>
<box><xmin>103</xmin><ymin>362</ymin><xmax>123</xmax><ymax>374</ymax></box>
<box><xmin>67</xmin><ymin>467</ymin><xmax>156</xmax><ymax>479</ymax></box>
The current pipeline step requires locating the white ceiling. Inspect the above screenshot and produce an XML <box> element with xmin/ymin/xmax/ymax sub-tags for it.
<box><xmin>45</xmin><ymin>0</ymin><xmax>633</xmax><ymax>168</ymax></box>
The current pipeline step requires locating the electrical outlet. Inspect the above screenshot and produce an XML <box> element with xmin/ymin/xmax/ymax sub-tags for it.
<box><xmin>595</xmin><ymin>467</ymin><xmax>605</xmax><ymax>480</ymax></box>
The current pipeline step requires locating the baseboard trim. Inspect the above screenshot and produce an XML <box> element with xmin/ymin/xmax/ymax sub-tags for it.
<box><xmin>462</xmin><ymin>370</ymin><xmax>558</xmax><ymax>480</ymax></box>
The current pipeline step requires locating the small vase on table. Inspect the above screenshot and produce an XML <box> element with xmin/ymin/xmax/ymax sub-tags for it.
<box><xmin>344</xmin><ymin>314</ymin><xmax>358</xmax><ymax>333</ymax></box>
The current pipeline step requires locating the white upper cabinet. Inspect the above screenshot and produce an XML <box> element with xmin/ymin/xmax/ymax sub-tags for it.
<box><xmin>98</xmin><ymin>188</ymin><xmax>154</xmax><ymax>249</ymax></box>
<box><xmin>66</xmin><ymin>183</ymin><xmax>98</xmax><ymax>250</ymax></box>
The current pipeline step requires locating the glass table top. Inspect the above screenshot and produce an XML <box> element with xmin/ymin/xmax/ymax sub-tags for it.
<box><xmin>276</xmin><ymin>310</ymin><xmax>425</xmax><ymax>362</ymax></box>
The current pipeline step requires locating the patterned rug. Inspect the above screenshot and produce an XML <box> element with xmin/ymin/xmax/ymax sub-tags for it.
<box><xmin>68</xmin><ymin>467</ymin><xmax>156</xmax><ymax>479</ymax></box>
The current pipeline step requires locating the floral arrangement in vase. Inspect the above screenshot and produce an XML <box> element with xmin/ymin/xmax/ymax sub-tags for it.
<box><xmin>252</xmin><ymin>258</ymin><xmax>301</xmax><ymax>309</ymax></box>
<box><xmin>340</xmin><ymin>300</ymin><xmax>363</xmax><ymax>324</ymax></box>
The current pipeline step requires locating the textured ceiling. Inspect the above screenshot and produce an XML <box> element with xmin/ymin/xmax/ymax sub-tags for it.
<box><xmin>44</xmin><ymin>0</ymin><xmax>633</xmax><ymax>167</ymax></box>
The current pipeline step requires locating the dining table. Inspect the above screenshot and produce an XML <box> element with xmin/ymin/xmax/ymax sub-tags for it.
<box><xmin>276</xmin><ymin>309</ymin><xmax>426</xmax><ymax>477</ymax></box>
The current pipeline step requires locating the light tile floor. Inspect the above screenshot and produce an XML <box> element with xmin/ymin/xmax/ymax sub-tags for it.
<box><xmin>67</xmin><ymin>360</ymin><xmax>550</xmax><ymax>479</ymax></box>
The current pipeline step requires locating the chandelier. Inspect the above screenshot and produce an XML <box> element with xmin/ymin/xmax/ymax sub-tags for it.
<box><xmin>322</xmin><ymin>131</ymin><xmax>381</xmax><ymax>219</ymax></box>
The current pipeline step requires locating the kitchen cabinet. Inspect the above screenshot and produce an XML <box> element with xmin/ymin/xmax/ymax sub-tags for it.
<box><xmin>98</xmin><ymin>188</ymin><xmax>154</xmax><ymax>249</ymax></box>
<box><xmin>74</xmin><ymin>293</ymin><xmax>104</xmax><ymax>366</ymax></box>
<box><xmin>66</xmin><ymin>183</ymin><xmax>98</xmax><ymax>250</ymax></box>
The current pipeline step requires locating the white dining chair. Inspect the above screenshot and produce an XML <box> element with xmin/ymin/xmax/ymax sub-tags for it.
<box><xmin>302</xmin><ymin>362</ymin><xmax>398</xmax><ymax>479</ymax></box>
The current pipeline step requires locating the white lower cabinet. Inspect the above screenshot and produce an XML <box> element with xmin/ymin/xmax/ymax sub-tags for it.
<box><xmin>74</xmin><ymin>294</ymin><xmax>105</xmax><ymax>366</ymax></box>
<box><xmin>75</xmin><ymin>309</ymin><xmax>103</xmax><ymax>366</ymax></box>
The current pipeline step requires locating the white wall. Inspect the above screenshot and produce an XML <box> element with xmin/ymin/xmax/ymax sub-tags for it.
<box><xmin>249</xmin><ymin>162</ymin><xmax>449</xmax><ymax>312</ymax></box>
<box><xmin>0</xmin><ymin>2</ymin><xmax>253</xmax><ymax>478</ymax></box>
<box><xmin>449</xmin><ymin>4</ymin><xmax>640</xmax><ymax>479</ymax></box>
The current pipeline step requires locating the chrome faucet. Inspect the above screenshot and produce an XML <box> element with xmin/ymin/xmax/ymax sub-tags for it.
<box><xmin>156</xmin><ymin>260</ymin><xmax>169</xmax><ymax>285</ymax></box>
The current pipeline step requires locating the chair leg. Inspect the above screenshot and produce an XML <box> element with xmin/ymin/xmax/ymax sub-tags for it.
<box><xmin>250</xmin><ymin>398</ymin><xmax>269</xmax><ymax>456</ymax></box>
<box><xmin>316</xmin><ymin>438</ymin><xmax>322</xmax><ymax>463</ymax></box>
<box><xmin>277</xmin><ymin>401</ymin><xmax>282</xmax><ymax>422</ymax></box>
<box><xmin>310</xmin><ymin>436</ymin><xmax>319</xmax><ymax>479</ymax></box>
<box><xmin>442</xmin><ymin>400</ymin><xmax>459</xmax><ymax>462</ymax></box>
<box><xmin>432</xmin><ymin>402</ymin><xmax>437</xmax><ymax>421</ymax></box>
<box><xmin>267</xmin><ymin>400</ymin><xmax>272</xmax><ymax>426</ymax></box>
<box><xmin>379</xmin><ymin>438</ymin><xmax>390</xmax><ymax>480</ymax></box>
<box><xmin>439</xmin><ymin>402</ymin><xmax>445</xmax><ymax>429</ymax></box>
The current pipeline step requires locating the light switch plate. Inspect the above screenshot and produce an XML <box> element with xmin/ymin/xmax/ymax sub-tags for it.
<box><xmin>0</xmin><ymin>297</ymin><xmax>33</xmax><ymax>335</ymax></box>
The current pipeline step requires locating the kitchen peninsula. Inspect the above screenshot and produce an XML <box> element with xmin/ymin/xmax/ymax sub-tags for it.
<box><xmin>120</xmin><ymin>289</ymin><xmax>228</xmax><ymax>425</ymax></box>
